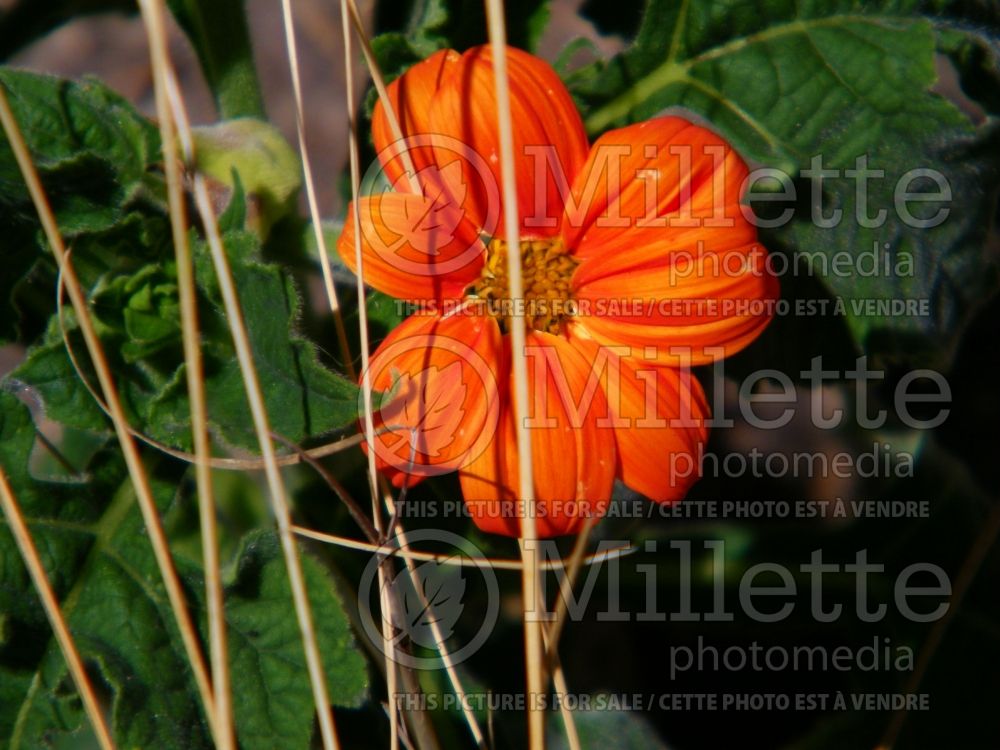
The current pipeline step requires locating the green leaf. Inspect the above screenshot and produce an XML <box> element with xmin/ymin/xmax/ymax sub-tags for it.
<box><xmin>226</xmin><ymin>531</ymin><xmax>369</xmax><ymax>749</ymax></box>
<box><xmin>0</xmin><ymin>68</ymin><xmax>160</xmax><ymax>218</ymax></box>
<box><xmin>0</xmin><ymin>393</ymin><xmax>368</xmax><ymax>749</ymax></box>
<box><xmin>175</xmin><ymin>230</ymin><xmax>360</xmax><ymax>450</ymax></box>
<box><xmin>0</xmin><ymin>392</ymin><xmax>212</xmax><ymax>749</ymax></box>
<box><xmin>0</xmin><ymin>68</ymin><xmax>163</xmax><ymax>342</ymax></box>
<box><xmin>6</xmin><ymin>327</ymin><xmax>108</xmax><ymax>433</ymax></box>
<box><xmin>94</xmin><ymin>262</ymin><xmax>182</xmax><ymax>362</ymax></box>
<box><xmin>365</xmin><ymin>290</ymin><xmax>406</xmax><ymax>338</ymax></box>
<box><xmin>218</xmin><ymin>169</ymin><xmax>249</xmax><ymax>234</ymax></box>
<box><xmin>0</xmin><ymin>394</ymin><xmax>118</xmax><ymax>650</ymax></box>
<box><xmin>166</xmin><ymin>0</ymin><xmax>265</xmax><ymax>119</ymax></box>
<box><xmin>569</xmin><ymin>1</ymin><xmax>1000</xmax><ymax>368</ymax></box>
<box><xmin>8</xmin><ymin>224</ymin><xmax>361</xmax><ymax>451</ymax></box>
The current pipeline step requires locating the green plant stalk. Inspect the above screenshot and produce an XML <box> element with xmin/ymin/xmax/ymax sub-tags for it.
<box><xmin>167</xmin><ymin>0</ymin><xmax>265</xmax><ymax>119</ymax></box>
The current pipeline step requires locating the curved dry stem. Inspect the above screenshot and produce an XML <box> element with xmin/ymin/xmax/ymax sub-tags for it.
<box><xmin>293</xmin><ymin>524</ymin><xmax>635</xmax><ymax>570</ymax></box>
<box><xmin>53</xmin><ymin>269</ymin><xmax>365</xmax><ymax>469</ymax></box>
<box><xmin>0</xmin><ymin>469</ymin><xmax>117</xmax><ymax>750</ymax></box>
<box><xmin>271</xmin><ymin>432</ymin><xmax>380</xmax><ymax>543</ymax></box>
<box><xmin>0</xmin><ymin>78</ymin><xmax>219</xmax><ymax>745</ymax></box>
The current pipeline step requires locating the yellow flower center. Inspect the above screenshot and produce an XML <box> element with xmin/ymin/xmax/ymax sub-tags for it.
<box><xmin>470</xmin><ymin>236</ymin><xmax>579</xmax><ymax>334</ymax></box>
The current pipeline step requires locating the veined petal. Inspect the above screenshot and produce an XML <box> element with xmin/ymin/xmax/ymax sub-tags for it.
<box><xmin>372</xmin><ymin>50</ymin><xmax>501</xmax><ymax>241</ymax></box>
<box><xmin>563</xmin><ymin>117</ymin><xmax>750</xmax><ymax>259</ymax></box>
<box><xmin>384</xmin><ymin>46</ymin><xmax>588</xmax><ymax>238</ymax></box>
<box><xmin>362</xmin><ymin>312</ymin><xmax>503</xmax><ymax>486</ymax></box>
<box><xmin>569</xmin><ymin>332</ymin><xmax>709</xmax><ymax>502</ymax></box>
<box><xmin>459</xmin><ymin>330</ymin><xmax>616</xmax><ymax>537</ymax></box>
<box><xmin>564</xmin><ymin>117</ymin><xmax>778</xmax><ymax>364</ymax></box>
<box><xmin>338</xmin><ymin>191</ymin><xmax>485</xmax><ymax>302</ymax></box>
<box><xmin>571</xmin><ymin>242</ymin><xmax>778</xmax><ymax>365</ymax></box>
<box><xmin>372</xmin><ymin>49</ymin><xmax>462</xmax><ymax>191</ymax></box>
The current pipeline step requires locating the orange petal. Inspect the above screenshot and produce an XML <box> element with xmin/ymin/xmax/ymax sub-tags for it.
<box><xmin>429</xmin><ymin>46</ymin><xmax>590</xmax><ymax>237</ymax></box>
<box><xmin>562</xmin><ymin>117</ymin><xmax>750</xmax><ymax>260</ymax></box>
<box><xmin>363</xmin><ymin>312</ymin><xmax>503</xmax><ymax>486</ymax></box>
<box><xmin>372</xmin><ymin>49</ymin><xmax>461</xmax><ymax>190</ymax></box>
<box><xmin>374</xmin><ymin>46</ymin><xmax>589</xmax><ymax>238</ymax></box>
<box><xmin>570</xmin><ymin>242</ymin><xmax>778</xmax><ymax>365</ymax></box>
<box><xmin>371</xmin><ymin>50</ymin><xmax>497</xmax><ymax>242</ymax></box>
<box><xmin>562</xmin><ymin>117</ymin><xmax>778</xmax><ymax>364</ymax></box>
<box><xmin>459</xmin><ymin>330</ymin><xmax>616</xmax><ymax>537</ymax></box>
<box><xmin>569</xmin><ymin>332</ymin><xmax>709</xmax><ymax>502</ymax></box>
<box><xmin>338</xmin><ymin>191</ymin><xmax>485</xmax><ymax>302</ymax></box>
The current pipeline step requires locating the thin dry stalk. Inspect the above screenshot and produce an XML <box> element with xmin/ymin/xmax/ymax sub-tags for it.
<box><xmin>135</xmin><ymin>2</ymin><xmax>233</xmax><ymax>747</ymax></box>
<box><xmin>336</xmin><ymin>2</ymin><xmax>401</xmax><ymax>745</ymax></box>
<box><xmin>0</xmin><ymin>469</ymin><xmax>117</xmax><ymax>750</ymax></box>
<box><xmin>0</xmin><ymin>80</ymin><xmax>219</xmax><ymax>744</ymax></box>
<box><xmin>384</xmin><ymin>485</ymin><xmax>488</xmax><ymax>748</ymax></box>
<box><xmin>543</xmin><ymin>630</ymin><xmax>581</xmax><ymax>750</ymax></box>
<box><xmin>342</xmin><ymin>0</ymin><xmax>420</xmax><ymax>193</ymax></box>
<box><xmin>160</xmin><ymin>56</ymin><xmax>343</xmax><ymax>750</ymax></box>
<box><xmin>482</xmin><ymin>3</ymin><xmax>545</xmax><ymax>747</ymax></box>
<box><xmin>279</xmin><ymin>0</ymin><xmax>355</xmax><ymax>377</ymax></box>
<box><xmin>293</xmin><ymin>525</ymin><xmax>633</xmax><ymax>569</ymax></box>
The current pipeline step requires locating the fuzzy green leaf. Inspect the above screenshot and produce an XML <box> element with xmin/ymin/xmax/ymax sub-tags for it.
<box><xmin>9</xmin><ymin>220</ymin><xmax>360</xmax><ymax>450</ymax></box>
<box><xmin>569</xmin><ymin>0</ymin><xmax>1000</xmax><ymax>368</ymax></box>
<box><xmin>0</xmin><ymin>68</ymin><xmax>162</xmax><ymax>342</ymax></box>
<box><xmin>0</xmin><ymin>391</ymin><xmax>210</xmax><ymax>749</ymax></box>
<box><xmin>0</xmin><ymin>393</ymin><xmax>367</xmax><ymax>749</ymax></box>
<box><xmin>226</xmin><ymin>531</ymin><xmax>368</xmax><ymax>749</ymax></box>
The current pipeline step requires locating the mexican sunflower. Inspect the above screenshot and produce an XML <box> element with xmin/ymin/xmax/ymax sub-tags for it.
<box><xmin>338</xmin><ymin>45</ymin><xmax>778</xmax><ymax>537</ymax></box>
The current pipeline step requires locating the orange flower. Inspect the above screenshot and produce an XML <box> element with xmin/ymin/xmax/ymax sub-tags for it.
<box><xmin>339</xmin><ymin>46</ymin><xmax>777</xmax><ymax>537</ymax></box>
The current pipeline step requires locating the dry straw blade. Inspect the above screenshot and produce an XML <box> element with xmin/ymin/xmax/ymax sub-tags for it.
<box><xmin>0</xmin><ymin>75</ymin><xmax>220</xmax><ymax>746</ymax></box>
<box><xmin>279</xmin><ymin>0</ymin><xmax>355</xmax><ymax>378</ymax></box>
<box><xmin>149</xmin><ymin>16</ymin><xmax>343</xmax><ymax>750</ymax></box>
<box><xmin>482</xmin><ymin>1</ymin><xmax>546</xmax><ymax>747</ymax></box>
<box><xmin>0</xmin><ymin>469</ymin><xmax>117</xmax><ymax>750</ymax></box>
<box><xmin>135</xmin><ymin>1</ymin><xmax>234</xmax><ymax>747</ymax></box>
<box><xmin>333</xmin><ymin>0</ymin><xmax>402</xmax><ymax>743</ymax></box>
